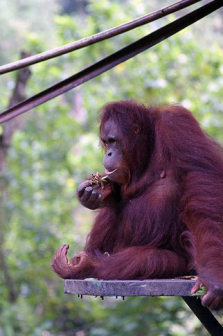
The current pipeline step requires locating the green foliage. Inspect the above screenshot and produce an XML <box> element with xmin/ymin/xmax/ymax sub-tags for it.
<box><xmin>192</xmin><ymin>285</ymin><xmax>207</xmax><ymax>297</ymax></box>
<box><xmin>1</xmin><ymin>1</ymin><xmax>223</xmax><ymax>335</ymax></box>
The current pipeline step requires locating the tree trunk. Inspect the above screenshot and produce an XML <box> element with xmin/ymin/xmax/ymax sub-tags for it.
<box><xmin>0</xmin><ymin>51</ymin><xmax>31</xmax><ymax>302</ymax></box>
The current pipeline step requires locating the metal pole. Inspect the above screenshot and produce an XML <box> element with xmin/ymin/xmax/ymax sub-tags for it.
<box><xmin>183</xmin><ymin>296</ymin><xmax>223</xmax><ymax>336</ymax></box>
<box><xmin>0</xmin><ymin>0</ymin><xmax>202</xmax><ymax>75</ymax></box>
<box><xmin>0</xmin><ymin>0</ymin><xmax>222</xmax><ymax>124</ymax></box>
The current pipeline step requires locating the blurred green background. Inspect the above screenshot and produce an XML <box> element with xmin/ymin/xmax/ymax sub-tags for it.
<box><xmin>0</xmin><ymin>0</ymin><xmax>223</xmax><ymax>335</ymax></box>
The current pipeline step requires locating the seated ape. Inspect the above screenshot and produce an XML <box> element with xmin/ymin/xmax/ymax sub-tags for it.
<box><xmin>52</xmin><ymin>100</ymin><xmax>223</xmax><ymax>310</ymax></box>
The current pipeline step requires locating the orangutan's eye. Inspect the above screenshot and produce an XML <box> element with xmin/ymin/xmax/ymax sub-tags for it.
<box><xmin>108</xmin><ymin>138</ymin><xmax>117</xmax><ymax>145</ymax></box>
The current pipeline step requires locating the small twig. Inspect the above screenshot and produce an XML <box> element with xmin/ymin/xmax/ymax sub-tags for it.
<box><xmin>89</xmin><ymin>173</ymin><xmax>109</xmax><ymax>189</ymax></box>
<box><xmin>0</xmin><ymin>0</ymin><xmax>202</xmax><ymax>75</ymax></box>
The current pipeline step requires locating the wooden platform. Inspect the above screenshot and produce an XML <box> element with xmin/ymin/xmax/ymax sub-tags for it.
<box><xmin>64</xmin><ymin>278</ymin><xmax>196</xmax><ymax>297</ymax></box>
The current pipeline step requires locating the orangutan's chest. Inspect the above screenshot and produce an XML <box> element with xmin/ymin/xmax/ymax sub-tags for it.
<box><xmin>123</xmin><ymin>172</ymin><xmax>180</xmax><ymax>220</ymax></box>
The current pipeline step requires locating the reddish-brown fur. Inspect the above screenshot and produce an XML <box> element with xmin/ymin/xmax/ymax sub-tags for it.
<box><xmin>52</xmin><ymin>100</ymin><xmax>223</xmax><ymax>309</ymax></box>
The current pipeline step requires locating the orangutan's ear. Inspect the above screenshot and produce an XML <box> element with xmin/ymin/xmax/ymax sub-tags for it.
<box><xmin>133</xmin><ymin>123</ymin><xmax>140</xmax><ymax>134</ymax></box>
